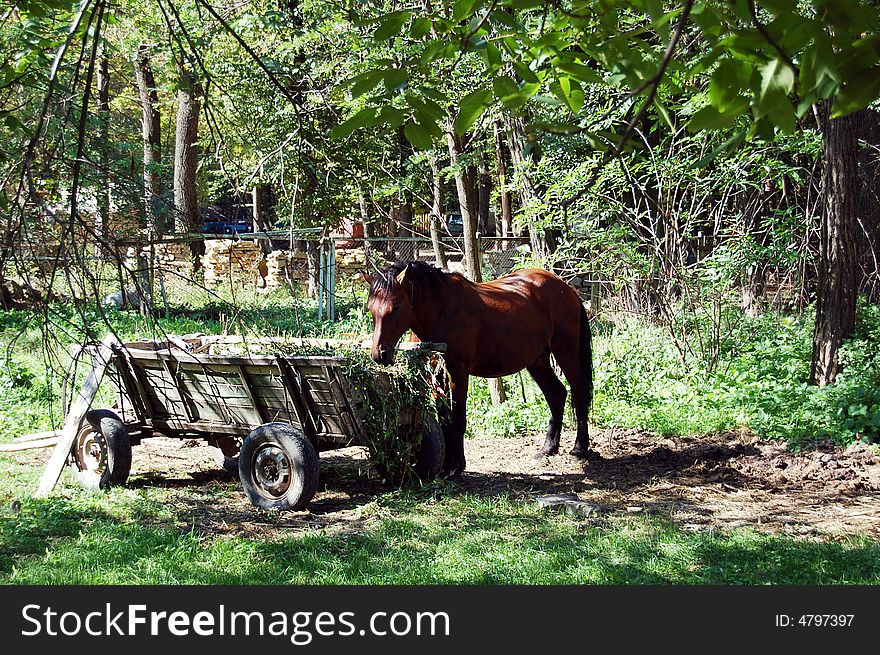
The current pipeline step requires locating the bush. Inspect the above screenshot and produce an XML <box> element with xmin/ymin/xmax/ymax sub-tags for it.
<box><xmin>590</xmin><ymin>305</ymin><xmax>880</xmax><ymax>448</ymax></box>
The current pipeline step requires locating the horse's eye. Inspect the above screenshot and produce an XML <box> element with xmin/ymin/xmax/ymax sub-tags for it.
<box><xmin>390</xmin><ymin>304</ymin><xmax>401</xmax><ymax>313</ymax></box>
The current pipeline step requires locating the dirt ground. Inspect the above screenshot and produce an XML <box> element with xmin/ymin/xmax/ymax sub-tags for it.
<box><xmin>94</xmin><ymin>427</ymin><xmax>880</xmax><ymax>540</ymax></box>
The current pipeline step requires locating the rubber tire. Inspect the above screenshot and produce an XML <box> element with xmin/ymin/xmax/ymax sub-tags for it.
<box><xmin>412</xmin><ymin>414</ymin><xmax>445</xmax><ymax>480</ymax></box>
<box><xmin>71</xmin><ymin>409</ymin><xmax>132</xmax><ymax>490</ymax></box>
<box><xmin>238</xmin><ymin>423</ymin><xmax>319</xmax><ymax>511</ymax></box>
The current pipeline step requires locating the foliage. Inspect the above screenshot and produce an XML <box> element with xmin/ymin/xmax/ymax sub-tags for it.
<box><xmin>355</xmin><ymin>1</ymin><xmax>880</xmax><ymax>141</ymax></box>
<box><xmin>592</xmin><ymin>305</ymin><xmax>880</xmax><ymax>447</ymax></box>
<box><xmin>341</xmin><ymin>347</ymin><xmax>442</xmax><ymax>485</ymax></box>
<box><xmin>466</xmin><ymin>375</ymin><xmax>553</xmax><ymax>438</ymax></box>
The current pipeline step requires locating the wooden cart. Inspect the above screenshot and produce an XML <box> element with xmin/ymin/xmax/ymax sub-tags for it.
<box><xmin>32</xmin><ymin>336</ymin><xmax>446</xmax><ymax>511</ymax></box>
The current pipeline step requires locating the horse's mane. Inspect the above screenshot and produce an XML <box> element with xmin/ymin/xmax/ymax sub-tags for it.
<box><xmin>370</xmin><ymin>260</ymin><xmax>460</xmax><ymax>298</ymax></box>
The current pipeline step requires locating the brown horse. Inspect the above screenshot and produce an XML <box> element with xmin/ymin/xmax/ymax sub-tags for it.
<box><xmin>364</xmin><ymin>261</ymin><xmax>594</xmax><ymax>478</ymax></box>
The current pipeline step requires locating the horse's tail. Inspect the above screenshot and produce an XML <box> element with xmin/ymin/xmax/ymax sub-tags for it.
<box><xmin>579</xmin><ymin>302</ymin><xmax>594</xmax><ymax>415</ymax></box>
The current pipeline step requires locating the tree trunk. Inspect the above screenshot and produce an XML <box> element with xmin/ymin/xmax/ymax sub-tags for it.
<box><xmin>493</xmin><ymin>120</ymin><xmax>513</xmax><ymax>248</ymax></box>
<box><xmin>252</xmin><ymin>184</ymin><xmax>271</xmax><ymax>254</ymax></box>
<box><xmin>505</xmin><ymin>113</ymin><xmax>553</xmax><ymax>257</ymax></box>
<box><xmin>478</xmin><ymin>153</ymin><xmax>493</xmax><ymax>236</ymax></box>
<box><xmin>446</xmin><ymin>114</ymin><xmax>481</xmax><ymax>282</ymax></box>
<box><xmin>358</xmin><ymin>185</ymin><xmax>372</xmax><ymax>263</ymax></box>
<box><xmin>96</xmin><ymin>49</ymin><xmax>110</xmax><ymax>251</ymax></box>
<box><xmin>173</xmin><ymin>67</ymin><xmax>202</xmax><ymax>264</ymax></box>
<box><xmin>429</xmin><ymin>156</ymin><xmax>448</xmax><ymax>269</ymax></box>
<box><xmin>811</xmin><ymin>105</ymin><xmax>862</xmax><ymax>386</ymax></box>
<box><xmin>489</xmin><ymin>377</ymin><xmax>506</xmax><ymax>406</ymax></box>
<box><xmin>134</xmin><ymin>44</ymin><xmax>163</xmax><ymax>236</ymax></box>
<box><xmin>306</xmin><ymin>239</ymin><xmax>320</xmax><ymax>298</ymax></box>
<box><xmin>397</xmin><ymin>126</ymin><xmax>415</xmax><ymax>259</ymax></box>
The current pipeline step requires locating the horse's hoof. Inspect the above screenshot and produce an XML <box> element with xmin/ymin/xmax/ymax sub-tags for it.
<box><xmin>536</xmin><ymin>446</ymin><xmax>558</xmax><ymax>459</ymax></box>
<box><xmin>441</xmin><ymin>459</ymin><xmax>466</xmax><ymax>479</ymax></box>
<box><xmin>570</xmin><ymin>447</ymin><xmax>595</xmax><ymax>460</ymax></box>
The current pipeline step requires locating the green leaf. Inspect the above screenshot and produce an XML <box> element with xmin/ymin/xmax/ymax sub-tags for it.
<box><xmin>454</xmin><ymin>87</ymin><xmax>493</xmax><ymax>134</ymax></box>
<box><xmin>653</xmin><ymin>98</ymin><xmax>675</xmax><ymax>131</ymax></box>
<box><xmin>512</xmin><ymin>61</ymin><xmax>539</xmax><ymax>84</ymax></box>
<box><xmin>452</xmin><ymin>0</ymin><xmax>483</xmax><ymax>21</ymax></box>
<box><xmin>410</xmin><ymin>17</ymin><xmax>432</xmax><ymax>38</ymax></box>
<box><xmin>555</xmin><ymin>61</ymin><xmax>601</xmax><ymax>84</ymax></box>
<box><xmin>378</xmin><ymin>106</ymin><xmax>407</xmax><ymax>128</ymax></box>
<box><xmin>383</xmin><ymin>68</ymin><xmax>408</xmax><ymax>92</ymax></box>
<box><xmin>552</xmin><ymin>76</ymin><xmax>585</xmax><ymax>113</ymax></box>
<box><xmin>756</xmin><ymin>90</ymin><xmax>797</xmax><ymax>133</ymax></box>
<box><xmin>349</xmin><ymin>71</ymin><xmax>384</xmax><ymax>98</ymax></box>
<box><xmin>374</xmin><ymin>12</ymin><xmax>408</xmax><ymax>41</ymax></box>
<box><xmin>760</xmin><ymin>58</ymin><xmax>795</xmax><ymax>98</ymax></box>
<box><xmin>709</xmin><ymin>59</ymin><xmax>752</xmax><ymax>112</ymax></box>
<box><xmin>491</xmin><ymin>9</ymin><xmax>518</xmax><ymax>29</ymax></box>
<box><xmin>484</xmin><ymin>42</ymin><xmax>502</xmax><ymax>68</ymax></box>
<box><xmin>831</xmin><ymin>67</ymin><xmax>880</xmax><ymax>117</ymax></box>
<box><xmin>404</xmin><ymin>120</ymin><xmax>435</xmax><ymax>150</ymax></box>
<box><xmin>687</xmin><ymin>99</ymin><xmax>748</xmax><ymax>132</ymax></box>
<box><xmin>330</xmin><ymin>107</ymin><xmax>379</xmax><ymax>139</ymax></box>
<box><xmin>493</xmin><ymin>75</ymin><xmax>524</xmax><ymax>109</ymax></box>
<box><xmin>760</xmin><ymin>0</ymin><xmax>797</xmax><ymax>13</ymax></box>
<box><xmin>407</xmin><ymin>94</ymin><xmax>446</xmax><ymax>122</ymax></box>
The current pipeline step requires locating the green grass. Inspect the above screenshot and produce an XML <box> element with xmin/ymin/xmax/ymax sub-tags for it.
<box><xmin>2</xmin><ymin>489</ymin><xmax>879</xmax><ymax>585</ymax></box>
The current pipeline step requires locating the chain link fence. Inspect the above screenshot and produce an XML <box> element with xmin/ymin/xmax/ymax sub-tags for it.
<box><xmin>7</xmin><ymin>230</ymin><xmax>603</xmax><ymax>323</ymax></box>
<box><xmin>300</xmin><ymin>236</ymin><xmax>533</xmax><ymax>321</ymax></box>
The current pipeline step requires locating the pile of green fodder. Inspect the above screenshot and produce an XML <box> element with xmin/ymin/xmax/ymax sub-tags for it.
<box><xmin>206</xmin><ymin>338</ymin><xmax>445</xmax><ymax>485</ymax></box>
<box><xmin>339</xmin><ymin>346</ymin><xmax>446</xmax><ymax>485</ymax></box>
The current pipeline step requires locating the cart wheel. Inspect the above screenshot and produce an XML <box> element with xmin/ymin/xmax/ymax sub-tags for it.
<box><xmin>238</xmin><ymin>423</ymin><xmax>319</xmax><ymax>511</ymax></box>
<box><xmin>413</xmin><ymin>413</ymin><xmax>445</xmax><ymax>480</ymax></box>
<box><xmin>70</xmin><ymin>409</ymin><xmax>132</xmax><ymax>490</ymax></box>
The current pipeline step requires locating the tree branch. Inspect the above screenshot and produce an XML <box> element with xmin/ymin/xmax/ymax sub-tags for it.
<box><xmin>558</xmin><ymin>0</ymin><xmax>695</xmax><ymax>209</ymax></box>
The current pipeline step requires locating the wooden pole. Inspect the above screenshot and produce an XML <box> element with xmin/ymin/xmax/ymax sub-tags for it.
<box><xmin>35</xmin><ymin>336</ymin><xmax>117</xmax><ymax>497</ymax></box>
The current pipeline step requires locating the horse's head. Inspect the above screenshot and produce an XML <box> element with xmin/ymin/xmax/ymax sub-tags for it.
<box><xmin>364</xmin><ymin>263</ymin><xmax>416</xmax><ymax>365</ymax></box>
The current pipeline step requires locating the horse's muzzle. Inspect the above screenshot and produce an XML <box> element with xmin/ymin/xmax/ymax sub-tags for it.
<box><xmin>372</xmin><ymin>346</ymin><xmax>395</xmax><ymax>366</ymax></box>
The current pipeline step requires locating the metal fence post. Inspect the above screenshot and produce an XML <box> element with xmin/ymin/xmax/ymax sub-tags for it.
<box><xmin>329</xmin><ymin>238</ymin><xmax>336</xmax><ymax>322</ymax></box>
<box><xmin>318</xmin><ymin>239</ymin><xmax>326</xmax><ymax>321</ymax></box>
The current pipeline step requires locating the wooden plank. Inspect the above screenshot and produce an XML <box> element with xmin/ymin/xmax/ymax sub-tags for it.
<box><xmin>123</xmin><ymin>354</ymin><xmax>161</xmax><ymax>419</ymax></box>
<box><xmin>275</xmin><ymin>355</ymin><xmax>317</xmax><ymax>443</ymax></box>
<box><xmin>160</xmin><ymin>358</ymin><xmax>198</xmax><ymax>422</ymax></box>
<box><xmin>36</xmin><ymin>336</ymin><xmax>116</xmax><ymax>497</ymax></box>
<box><xmin>128</xmin><ymin>348</ymin><xmax>349</xmax><ymax>369</ymax></box>
<box><xmin>0</xmin><ymin>437</ymin><xmax>59</xmax><ymax>452</ymax></box>
<box><xmin>14</xmin><ymin>430</ymin><xmax>62</xmax><ymax>443</ymax></box>
<box><xmin>177</xmin><ymin>376</ymin><xmax>253</xmax><ymax>403</ymax></box>
<box><xmin>332</xmin><ymin>367</ymin><xmax>369</xmax><ymax>443</ymax></box>
<box><xmin>149</xmin><ymin>418</ymin><xmax>253</xmax><ymax>437</ymax></box>
<box><xmin>111</xmin><ymin>348</ymin><xmax>147</xmax><ymax>422</ymax></box>
<box><xmin>194</xmin><ymin>334</ymin><xmax>447</xmax><ymax>353</ymax></box>
<box><xmin>237</xmin><ymin>365</ymin><xmax>270</xmax><ymax>424</ymax></box>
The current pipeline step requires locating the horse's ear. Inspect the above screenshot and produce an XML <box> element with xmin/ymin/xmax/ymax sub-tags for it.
<box><xmin>361</xmin><ymin>270</ymin><xmax>374</xmax><ymax>286</ymax></box>
<box><xmin>395</xmin><ymin>265</ymin><xmax>408</xmax><ymax>285</ymax></box>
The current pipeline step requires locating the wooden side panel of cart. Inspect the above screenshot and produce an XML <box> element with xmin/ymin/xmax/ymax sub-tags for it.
<box><xmin>107</xmin><ymin>347</ymin><xmax>369</xmax><ymax>450</ymax></box>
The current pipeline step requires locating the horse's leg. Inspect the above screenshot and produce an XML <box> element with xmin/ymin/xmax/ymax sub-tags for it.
<box><xmin>527</xmin><ymin>351</ymin><xmax>567</xmax><ymax>456</ymax></box>
<box><xmin>441</xmin><ymin>366</ymin><xmax>469</xmax><ymax>478</ymax></box>
<box><xmin>550</xmin><ymin>338</ymin><xmax>592</xmax><ymax>459</ymax></box>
